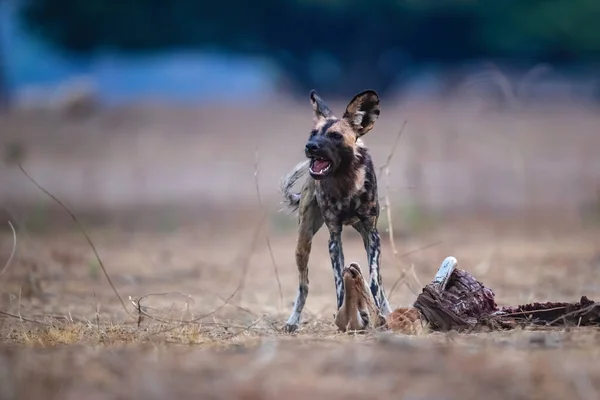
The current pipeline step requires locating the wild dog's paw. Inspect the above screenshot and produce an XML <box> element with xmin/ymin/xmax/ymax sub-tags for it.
<box><xmin>283</xmin><ymin>323</ymin><xmax>299</xmax><ymax>334</ymax></box>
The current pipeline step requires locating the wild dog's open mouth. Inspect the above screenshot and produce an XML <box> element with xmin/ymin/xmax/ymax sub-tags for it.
<box><xmin>309</xmin><ymin>157</ymin><xmax>332</xmax><ymax>177</ymax></box>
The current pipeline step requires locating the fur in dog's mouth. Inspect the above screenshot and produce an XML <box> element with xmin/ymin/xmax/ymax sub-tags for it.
<box><xmin>309</xmin><ymin>157</ymin><xmax>332</xmax><ymax>177</ymax></box>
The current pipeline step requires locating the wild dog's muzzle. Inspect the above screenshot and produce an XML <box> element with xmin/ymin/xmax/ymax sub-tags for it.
<box><xmin>305</xmin><ymin>141</ymin><xmax>333</xmax><ymax>178</ymax></box>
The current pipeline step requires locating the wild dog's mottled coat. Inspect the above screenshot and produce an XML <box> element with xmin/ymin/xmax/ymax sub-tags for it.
<box><xmin>280</xmin><ymin>89</ymin><xmax>392</xmax><ymax>333</ymax></box>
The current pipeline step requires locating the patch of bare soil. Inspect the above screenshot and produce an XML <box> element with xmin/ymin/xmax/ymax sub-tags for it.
<box><xmin>2</xmin><ymin>329</ymin><xmax>600</xmax><ymax>400</ymax></box>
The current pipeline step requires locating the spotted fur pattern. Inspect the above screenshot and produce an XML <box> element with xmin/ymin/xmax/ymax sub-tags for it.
<box><xmin>281</xmin><ymin>89</ymin><xmax>392</xmax><ymax>333</ymax></box>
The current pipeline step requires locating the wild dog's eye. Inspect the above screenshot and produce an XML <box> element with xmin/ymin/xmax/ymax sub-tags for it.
<box><xmin>329</xmin><ymin>132</ymin><xmax>343</xmax><ymax>140</ymax></box>
<box><xmin>309</xmin><ymin>131</ymin><xmax>317</xmax><ymax>138</ymax></box>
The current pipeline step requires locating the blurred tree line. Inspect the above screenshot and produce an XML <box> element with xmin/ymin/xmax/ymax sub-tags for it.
<box><xmin>11</xmin><ymin>0</ymin><xmax>600</xmax><ymax>99</ymax></box>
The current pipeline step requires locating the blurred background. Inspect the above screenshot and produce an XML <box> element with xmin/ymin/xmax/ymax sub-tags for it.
<box><xmin>2</xmin><ymin>0</ymin><xmax>600</xmax><ymax>225</ymax></box>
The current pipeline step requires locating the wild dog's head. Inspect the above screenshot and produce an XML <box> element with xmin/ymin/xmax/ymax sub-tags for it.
<box><xmin>304</xmin><ymin>90</ymin><xmax>380</xmax><ymax>180</ymax></box>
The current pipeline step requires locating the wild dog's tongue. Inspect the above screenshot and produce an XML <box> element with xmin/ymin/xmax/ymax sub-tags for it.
<box><xmin>313</xmin><ymin>159</ymin><xmax>329</xmax><ymax>172</ymax></box>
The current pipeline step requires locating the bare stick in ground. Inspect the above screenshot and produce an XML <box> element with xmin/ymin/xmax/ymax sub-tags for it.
<box><xmin>254</xmin><ymin>147</ymin><xmax>284</xmax><ymax>313</ymax></box>
<box><xmin>14</xmin><ymin>162</ymin><xmax>134</xmax><ymax>319</ymax></box>
<box><xmin>378</xmin><ymin>121</ymin><xmax>429</xmax><ymax>298</ymax></box>
<box><xmin>0</xmin><ymin>220</ymin><xmax>16</xmax><ymax>277</ymax></box>
<box><xmin>379</xmin><ymin>121</ymin><xmax>408</xmax><ymax>262</ymax></box>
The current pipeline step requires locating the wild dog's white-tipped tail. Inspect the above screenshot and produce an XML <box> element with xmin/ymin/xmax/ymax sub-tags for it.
<box><xmin>432</xmin><ymin>256</ymin><xmax>458</xmax><ymax>291</ymax></box>
<box><xmin>280</xmin><ymin>159</ymin><xmax>310</xmax><ymax>212</ymax></box>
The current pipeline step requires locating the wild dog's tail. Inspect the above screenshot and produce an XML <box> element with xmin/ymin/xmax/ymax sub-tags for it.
<box><xmin>280</xmin><ymin>159</ymin><xmax>310</xmax><ymax>212</ymax></box>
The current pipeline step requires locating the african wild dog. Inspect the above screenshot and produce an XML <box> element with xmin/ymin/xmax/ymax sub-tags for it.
<box><xmin>280</xmin><ymin>89</ymin><xmax>392</xmax><ymax>333</ymax></box>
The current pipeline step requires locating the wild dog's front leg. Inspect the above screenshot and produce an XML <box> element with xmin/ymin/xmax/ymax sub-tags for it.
<box><xmin>365</xmin><ymin>226</ymin><xmax>392</xmax><ymax>315</ymax></box>
<box><xmin>284</xmin><ymin>198</ymin><xmax>323</xmax><ymax>333</ymax></box>
<box><xmin>353</xmin><ymin>220</ymin><xmax>392</xmax><ymax>316</ymax></box>
<box><xmin>327</xmin><ymin>227</ymin><xmax>345</xmax><ymax>310</ymax></box>
<box><xmin>284</xmin><ymin>228</ymin><xmax>323</xmax><ymax>333</ymax></box>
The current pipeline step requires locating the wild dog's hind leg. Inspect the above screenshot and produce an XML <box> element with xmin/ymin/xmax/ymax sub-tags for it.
<box><xmin>353</xmin><ymin>220</ymin><xmax>392</xmax><ymax>316</ymax></box>
<box><xmin>284</xmin><ymin>195</ymin><xmax>323</xmax><ymax>333</ymax></box>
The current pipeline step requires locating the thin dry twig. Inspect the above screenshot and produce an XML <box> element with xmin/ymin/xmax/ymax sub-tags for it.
<box><xmin>378</xmin><ymin>121</ymin><xmax>421</xmax><ymax>298</ymax></box>
<box><xmin>410</xmin><ymin>263</ymin><xmax>423</xmax><ymax>289</ymax></box>
<box><xmin>376</xmin><ymin>121</ymin><xmax>443</xmax><ymax>302</ymax></box>
<box><xmin>398</xmin><ymin>241</ymin><xmax>442</xmax><ymax>260</ymax></box>
<box><xmin>0</xmin><ymin>220</ymin><xmax>17</xmax><ymax>277</ymax></box>
<box><xmin>15</xmin><ymin>163</ymin><xmax>134</xmax><ymax>319</ymax></box>
<box><xmin>388</xmin><ymin>266</ymin><xmax>421</xmax><ymax>300</ymax></box>
<box><xmin>209</xmin><ymin>291</ymin><xmax>259</xmax><ymax>317</ymax></box>
<box><xmin>93</xmin><ymin>291</ymin><xmax>101</xmax><ymax>333</ymax></box>
<box><xmin>138</xmin><ymin>214</ymin><xmax>267</xmax><ymax>335</ymax></box>
<box><xmin>28</xmin><ymin>314</ymin><xmax>88</xmax><ymax>324</ymax></box>
<box><xmin>379</xmin><ymin>121</ymin><xmax>407</xmax><ymax>261</ymax></box>
<box><xmin>254</xmin><ymin>147</ymin><xmax>284</xmax><ymax>312</ymax></box>
<box><xmin>0</xmin><ymin>310</ymin><xmax>49</xmax><ymax>325</ymax></box>
<box><xmin>186</xmin><ymin>213</ymin><xmax>264</xmax><ymax>323</ymax></box>
<box><xmin>379</xmin><ymin>120</ymin><xmax>408</xmax><ymax>178</ymax></box>
<box><xmin>130</xmin><ymin>292</ymin><xmax>196</xmax><ymax>326</ymax></box>
<box><xmin>546</xmin><ymin>303</ymin><xmax>599</xmax><ymax>326</ymax></box>
<box><xmin>387</xmin><ymin>240</ymin><xmax>443</xmax><ymax>300</ymax></box>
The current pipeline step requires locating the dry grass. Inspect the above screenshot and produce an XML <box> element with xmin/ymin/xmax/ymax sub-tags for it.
<box><xmin>1</xmin><ymin>219</ymin><xmax>599</xmax><ymax>399</ymax></box>
<box><xmin>2</xmin><ymin>99</ymin><xmax>600</xmax><ymax>399</ymax></box>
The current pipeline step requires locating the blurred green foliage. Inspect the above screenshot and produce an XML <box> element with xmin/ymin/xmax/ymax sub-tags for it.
<box><xmin>18</xmin><ymin>0</ymin><xmax>600</xmax><ymax>97</ymax></box>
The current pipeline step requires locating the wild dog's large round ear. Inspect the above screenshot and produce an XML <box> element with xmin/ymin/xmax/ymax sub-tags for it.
<box><xmin>343</xmin><ymin>90</ymin><xmax>380</xmax><ymax>137</ymax></box>
<box><xmin>309</xmin><ymin>89</ymin><xmax>333</xmax><ymax>121</ymax></box>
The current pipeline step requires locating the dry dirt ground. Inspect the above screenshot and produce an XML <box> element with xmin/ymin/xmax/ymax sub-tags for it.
<box><xmin>2</xmin><ymin>213</ymin><xmax>600</xmax><ymax>399</ymax></box>
<box><xmin>2</xmin><ymin>99</ymin><xmax>600</xmax><ymax>399</ymax></box>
